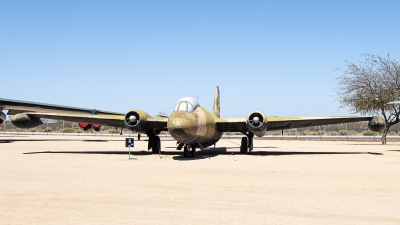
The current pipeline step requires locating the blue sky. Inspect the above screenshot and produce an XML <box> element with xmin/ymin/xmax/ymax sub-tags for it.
<box><xmin>1</xmin><ymin>1</ymin><xmax>400</xmax><ymax>117</ymax></box>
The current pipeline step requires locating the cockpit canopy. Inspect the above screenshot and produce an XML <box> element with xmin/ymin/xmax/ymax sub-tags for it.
<box><xmin>174</xmin><ymin>97</ymin><xmax>200</xmax><ymax>112</ymax></box>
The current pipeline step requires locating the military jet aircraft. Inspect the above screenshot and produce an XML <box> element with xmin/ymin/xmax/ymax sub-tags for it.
<box><xmin>0</xmin><ymin>87</ymin><xmax>386</xmax><ymax>157</ymax></box>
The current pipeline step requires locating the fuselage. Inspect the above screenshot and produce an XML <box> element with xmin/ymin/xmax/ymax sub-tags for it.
<box><xmin>167</xmin><ymin>106</ymin><xmax>223</xmax><ymax>148</ymax></box>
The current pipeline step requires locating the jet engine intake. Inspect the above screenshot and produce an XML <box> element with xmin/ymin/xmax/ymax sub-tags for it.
<box><xmin>124</xmin><ymin>110</ymin><xmax>149</xmax><ymax>132</ymax></box>
<box><xmin>246</xmin><ymin>111</ymin><xmax>268</xmax><ymax>137</ymax></box>
<box><xmin>0</xmin><ymin>111</ymin><xmax>5</xmax><ymax>125</ymax></box>
<box><xmin>11</xmin><ymin>114</ymin><xmax>43</xmax><ymax>129</ymax></box>
<box><xmin>368</xmin><ymin>116</ymin><xmax>385</xmax><ymax>132</ymax></box>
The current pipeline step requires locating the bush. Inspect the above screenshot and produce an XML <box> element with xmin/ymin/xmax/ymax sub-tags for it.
<box><xmin>30</xmin><ymin>128</ymin><xmax>36</xmax><ymax>132</ymax></box>
<box><xmin>63</xmin><ymin>127</ymin><xmax>75</xmax><ymax>133</ymax></box>
<box><xmin>329</xmin><ymin>132</ymin><xmax>338</xmax><ymax>136</ymax></box>
<box><xmin>108</xmin><ymin>128</ymin><xmax>119</xmax><ymax>134</ymax></box>
<box><xmin>338</xmin><ymin>130</ymin><xmax>348</xmax><ymax>136</ymax></box>
<box><xmin>398</xmin><ymin>131</ymin><xmax>400</xmax><ymax>136</ymax></box>
<box><xmin>363</xmin><ymin>130</ymin><xmax>375</xmax><ymax>136</ymax></box>
<box><xmin>43</xmin><ymin>127</ymin><xmax>52</xmax><ymax>132</ymax></box>
<box><xmin>0</xmin><ymin>127</ymin><xmax>2</xmax><ymax>131</ymax></box>
<box><xmin>272</xmin><ymin>131</ymin><xmax>280</xmax><ymax>135</ymax></box>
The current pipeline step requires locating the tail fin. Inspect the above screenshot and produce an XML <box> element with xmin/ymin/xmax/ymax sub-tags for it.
<box><xmin>213</xmin><ymin>86</ymin><xmax>220</xmax><ymax>118</ymax></box>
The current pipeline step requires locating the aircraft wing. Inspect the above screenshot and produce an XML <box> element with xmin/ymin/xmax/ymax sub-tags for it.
<box><xmin>21</xmin><ymin>112</ymin><xmax>168</xmax><ymax>130</ymax></box>
<box><xmin>1</xmin><ymin>98</ymin><xmax>168</xmax><ymax>131</ymax></box>
<box><xmin>215</xmin><ymin>116</ymin><xmax>373</xmax><ymax>132</ymax></box>
<box><xmin>0</xmin><ymin>98</ymin><xmax>123</xmax><ymax>115</ymax></box>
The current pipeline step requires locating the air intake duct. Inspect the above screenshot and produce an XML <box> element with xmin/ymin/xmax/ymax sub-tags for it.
<box><xmin>124</xmin><ymin>110</ymin><xmax>149</xmax><ymax>132</ymax></box>
<box><xmin>246</xmin><ymin>111</ymin><xmax>268</xmax><ymax>137</ymax></box>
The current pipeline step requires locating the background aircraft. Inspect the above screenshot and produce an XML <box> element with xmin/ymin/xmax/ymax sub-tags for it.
<box><xmin>0</xmin><ymin>87</ymin><xmax>386</xmax><ymax>157</ymax></box>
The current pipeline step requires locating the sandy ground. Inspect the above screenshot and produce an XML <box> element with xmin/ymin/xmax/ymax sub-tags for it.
<box><xmin>0</xmin><ymin>135</ymin><xmax>400</xmax><ymax>225</ymax></box>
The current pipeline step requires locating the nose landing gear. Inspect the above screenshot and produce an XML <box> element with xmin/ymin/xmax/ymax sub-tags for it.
<box><xmin>183</xmin><ymin>145</ymin><xmax>196</xmax><ymax>158</ymax></box>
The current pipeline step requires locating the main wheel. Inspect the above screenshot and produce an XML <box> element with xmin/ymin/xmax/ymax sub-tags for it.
<box><xmin>240</xmin><ymin>137</ymin><xmax>248</xmax><ymax>154</ymax></box>
<box><xmin>151</xmin><ymin>136</ymin><xmax>161</xmax><ymax>154</ymax></box>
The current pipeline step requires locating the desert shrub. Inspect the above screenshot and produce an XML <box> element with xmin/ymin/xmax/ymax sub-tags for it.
<box><xmin>398</xmin><ymin>131</ymin><xmax>400</xmax><ymax>136</ymax></box>
<box><xmin>272</xmin><ymin>131</ymin><xmax>280</xmax><ymax>135</ymax></box>
<box><xmin>108</xmin><ymin>128</ymin><xmax>119</xmax><ymax>134</ymax></box>
<box><xmin>318</xmin><ymin>130</ymin><xmax>326</xmax><ymax>135</ymax></box>
<box><xmin>299</xmin><ymin>131</ymin><xmax>307</xmax><ymax>136</ymax></box>
<box><xmin>348</xmin><ymin>130</ymin><xmax>358</xmax><ymax>136</ymax></box>
<box><xmin>63</xmin><ymin>127</ymin><xmax>75</xmax><ymax>133</ymax></box>
<box><xmin>310</xmin><ymin>132</ymin><xmax>318</xmax><ymax>136</ymax></box>
<box><xmin>329</xmin><ymin>132</ymin><xmax>338</xmax><ymax>136</ymax></box>
<box><xmin>362</xmin><ymin>130</ymin><xmax>375</xmax><ymax>136</ymax></box>
<box><xmin>43</xmin><ymin>127</ymin><xmax>52</xmax><ymax>132</ymax></box>
<box><xmin>30</xmin><ymin>128</ymin><xmax>36</xmax><ymax>132</ymax></box>
<box><xmin>76</xmin><ymin>129</ymin><xmax>82</xmax><ymax>133</ymax></box>
<box><xmin>0</xmin><ymin>127</ymin><xmax>2</xmax><ymax>131</ymax></box>
<box><xmin>338</xmin><ymin>130</ymin><xmax>348</xmax><ymax>136</ymax></box>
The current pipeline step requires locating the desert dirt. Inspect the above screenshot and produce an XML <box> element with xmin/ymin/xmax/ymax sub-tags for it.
<box><xmin>1</xmin><ymin>135</ymin><xmax>400</xmax><ymax>225</ymax></box>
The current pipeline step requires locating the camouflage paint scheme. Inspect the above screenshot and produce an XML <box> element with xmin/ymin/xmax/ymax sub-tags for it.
<box><xmin>168</xmin><ymin>106</ymin><xmax>222</xmax><ymax>148</ymax></box>
<box><xmin>0</xmin><ymin>87</ymin><xmax>386</xmax><ymax>152</ymax></box>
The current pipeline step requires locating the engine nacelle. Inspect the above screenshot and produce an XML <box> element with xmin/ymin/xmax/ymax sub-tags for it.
<box><xmin>11</xmin><ymin>114</ymin><xmax>43</xmax><ymax>129</ymax></box>
<box><xmin>246</xmin><ymin>111</ymin><xmax>268</xmax><ymax>137</ymax></box>
<box><xmin>368</xmin><ymin>116</ymin><xmax>385</xmax><ymax>132</ymax></box>
<box><xmin>0</xmin><ymin>111</ymin><xmax>5</xmax><ymax>125</ymax></box>
<box><xmin>124</xmin><ymin>110</ymin><xmax>150</xmax><ymax>132</ymax></box>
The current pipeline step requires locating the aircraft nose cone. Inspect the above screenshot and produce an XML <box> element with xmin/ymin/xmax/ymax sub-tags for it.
<box><xmin>169</xmin><ymin>128</ymin><xmax>185</xmax><ymax>139</ymax></box>
<box><xmin>167</xmin><ymin>116</ymin><xmax>194</xmax><ymax>143</ymax></box>
<box><xmin>168</xmin><ymin>118</ymin><xmax>187</xmax><ymax>135</ymax></box>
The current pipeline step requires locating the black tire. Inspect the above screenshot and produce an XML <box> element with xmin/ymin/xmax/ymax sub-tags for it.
<box><xmin>151</xmin><ymin>136</ymin><xmax>160</xmax><ymax>154</ymax></box>
<box><xmin>183</xmin><ymin>146</ymin><xmax>189</xmax><ymax>157</ymax></box>
<box><xmin>191</xmin><ymin>146</ymin><xmax>196</xmax><ymax>157</ymax></box>
<box><xmin>240</xmin><ymin>137</ymin><xmax>248</xmax><ymax>154</ymax></box>
<box><xmin>148</xmin><ymin>136</ymin><xmax>153</xmax><ymax>150</ymax></box>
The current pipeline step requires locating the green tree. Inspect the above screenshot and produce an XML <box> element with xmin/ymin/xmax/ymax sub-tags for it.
<box><xmin>336</xmin><ymin>54</ymin><xmax>400</xmax><ymax>144</ymax></box>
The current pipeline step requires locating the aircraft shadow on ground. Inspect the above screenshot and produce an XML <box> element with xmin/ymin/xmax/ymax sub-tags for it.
<box><xmin>22</xmin><ymin>147</ymin><xmax>383</xmax><ymax>160</ymax></box>
<box><xmin>0</xmin><ymin>140</ymin><xmax>14</xmax><ymax>144</ymax></box>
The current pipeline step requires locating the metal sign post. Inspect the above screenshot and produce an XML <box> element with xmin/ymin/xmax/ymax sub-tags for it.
<box><xmin>125</xmin><ymin>138</ymin><xmax>134</xmax><ymax>160</ymax></box>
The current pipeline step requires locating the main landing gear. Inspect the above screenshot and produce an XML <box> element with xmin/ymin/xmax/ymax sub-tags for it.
<box><xmin>148</xmin><ymin>135</ymin><xmax>161</xmax><ymax>154</ymax></box>
<box><xmin>240</xmin><ymin>132</ymin><xmax>254</xmax><ymax>154</ymax></box>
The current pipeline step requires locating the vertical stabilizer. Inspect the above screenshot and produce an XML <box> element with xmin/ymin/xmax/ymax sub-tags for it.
<box><xmin>213</xmin><ymin>86</ymin><xmax>220</xmax><ymax>118</ymax></box>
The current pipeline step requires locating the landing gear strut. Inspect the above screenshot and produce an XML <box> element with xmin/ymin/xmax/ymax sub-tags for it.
<box><xmin>240</xmin><ymin>132</ymin><xmax>254</xmax><ymax>154</ymax></box>
<box><xmin>148</xmin><ymin>135</ymin><xmax>161</xmax><ymax>154</ymax></box>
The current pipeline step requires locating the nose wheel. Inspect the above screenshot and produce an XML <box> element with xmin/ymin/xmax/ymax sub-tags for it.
<box><xmin>183</xmin><ymin>145</ymin><xmax>196</xmax><ymax>158</ymax></box>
